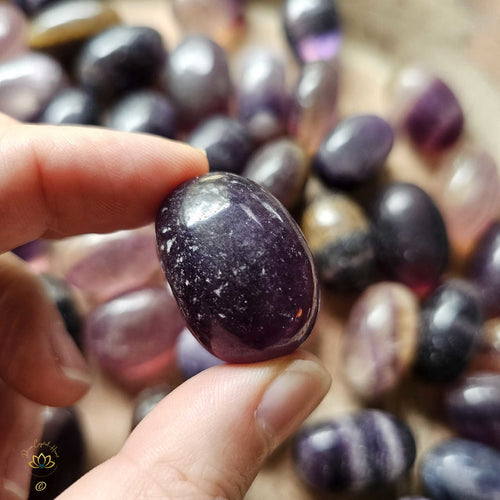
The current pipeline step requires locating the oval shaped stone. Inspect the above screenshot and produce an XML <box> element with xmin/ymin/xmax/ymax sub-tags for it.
<box><xmin>107</xmin><ymin>90</ymin><xmax>176</xmax><ymax>139</ymax></box>
<box><xmin>301</xmin><ymin>192</ymin><xmax>377</xmax><ymax>291</ymax></box>
<box><xmin>188</xmin><ymin>116</ymin><xmax>252</xmax><ymax>174</ymax></box>
<box><xmin>166</xmin><ymin>35</ymin><xmax>231</xmax><ymax>126</ymax></box>
<box><xmin>132</xmin><ymin>384</ymin><xmax>171</xmax><ymax>429</ymax></box>
<box><xmin>237</xmin><ymin>49</ymin><xmax>289</xmax><ymax>143</ymax></box>
<box><xmin>471</xmin><ymin>318</ymin><xmax>500</xmax><ymax>372</ymax></box>
<box><xmin>293</xmin><ymin>410</ymin><xmax>416</xmax><ymax>492</ymax></box>
<box><xmin>0</xmin><ymin>51</ymin><xmax>67</xmax><ymax>121</ymax></box>
<box><xmin>0</xmin><ymin>4</ymin><xmax>26</xmax><ymax>62</ymax></box>
<box><xmin>469</xmin><ymin>222</ymin><xmax>500</xmax><ymax>318</ymax></box>
<box><xmin>445</xmin><ymin>373</ymin><xmax>500</xmax><ymax>449</ymax></box>
<box><xmin>415</xmin><ymin>279</ymin><xmax>484</xmax><ymax>383</ymax></box>
<box><xmin>343</xmin><ymin>282</ymin><xmax>419</xmax><ymax>400</ymax></box>
<box><xmin>420</xmin><ymin>439</ymin><xmax>500</xmax><ymax>500</ymax></box>
<box><xmin>156</xmin><ymin>172</ymin><xmax>319</xmax><ymax>363</ymax></box>
<box><xmin>176</xmin><ymin>327</ymin><xmax>224</xmax><ymax>379</ymax></box>
<box><xmin>76</xmin><ymin>25</ymin><xmax>166</xmax><ymax>101</ymax></box>
<box><xmin>27</xmin><ymin>0</ymin><xmax>120</xmax><ymax>51</ymax></box>
<box><xmin>371</xmin><ymin>182</ymin><xmax>449</xmax><ymax>297</ymax></box>
<box><xmin>85</xmin><ymin>287</ymin><xmax>185</xmax><ymax>392</ymax></box>
<box><xmin>282</xmin><ymin>0</ymin><xmax>342</xmax><ymax>64</ymax></box>
<box><xmin>313</xmin><ymin>115</ymin><xmax>394</xmax><ymax>189</ymax></box>
<box><xmin>40</xmin><ymin>87</ymin><xmax>99</xmax><ymax>125</ymax></box>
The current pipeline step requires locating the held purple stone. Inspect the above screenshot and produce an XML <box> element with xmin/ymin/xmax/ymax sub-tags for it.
<box><xmin>293</xmin><ymin>410</ymin><xmax>416</xmax><ymax>492</ymax></box>
<box><xmin>166</xmin><ymin>35</ymin><xmax>231</xmax><ymax>126</ymax></box>
<box><xmin>0</xmin><ymin>4</ymin><xmax>26</xmax><ymax>62</ymax></box>
<box><xmin>282</xmin><ymin>0</ymin><xmax>342</xmax><ymax>64</ymax></box>
<box><xmin>371</xmin><ymin>182</ymin><xmax>449</xmax><ymax>297</ymax></box>
<box><xmin>176</xmin><ymin>327</ymin><xmax>224</xmax><ymax>379</ymax></box>
<box><xmin>131</xmin><ymin>384</ymin><xmax>171</xmax><ymax>429</ymax></box>
<box><xmin>40</xmin><ymin>88</ymin><xmax>99</xmax><ymax>125</ymax></box>
<box><xmin>188</xmin><ymin>116</ymin><xmax>252</xmax><ymax>174</ymax></box>
<box><xmin>414</xmin><ymin>279</ymin><xmax>484</xmax><ymax>383</ymax></box>
<box><xmin>0</xmin><ymin>52</ymin><xmax>67</xmax><ymax>121</ymax></box>
<box><xmin>155</xmin><ymin>173</ymin><xmax>319</xmax><ymax>363</ymax></box>
<box><xmin>420</xmin><ymin>439</ymin><xmax>500</xmax><ymax>500</ymax></box>
<box><xmin>469</xmin><ymin>222</ymin><xmax>500</xmax><ymax>318</ymax></box>
<box><xmin>445</xmin><ymin>373</ymin><xmax>500</xmax><ymax>449</ymax></box>
<box><xmin>313</xmin><ymin>115</ymin><xmax>394</xmax><ymax>189</ymax></box>
<box><xmin>236</xmin><ymin>49</ymin><xmax>289</xmax><ymax>143</ymax></box>
<box><xmin>107</xmin><ymin>90</ymin><xmax>176</xmax><ymax>139</ymax></box>
<box><xmin>76</xmin><ymin>26</ymin><xmax>166</xmax><ymax>101</ymax></box>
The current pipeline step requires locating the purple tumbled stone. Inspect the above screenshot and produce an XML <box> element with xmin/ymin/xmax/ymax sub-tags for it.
<box><xmin>293</xmin><ymin>410</ymin><xmax>416</xmax><ymax>492</ymax></box>
<box><xmin>236</xmin><ymin>49</ymin><xmax>289</xmax><ymax>143</ymax></box>
<box><xmin>371</xmin><ymin>182</ymin><xmax>449</xmax><ymax>297</ymax></box>
<box><xmin>313</xmin><ymin>115</ymin><xmax>394</xmax><ymax>189</ymax></box>
<box><xmin>0</xmin><ymin>4</ymin><xmax>25</xmax><ymax>62</ymax></box>
<box><xmin>282</xmin><ymin>0</ymin><xmax>342</xmax><ymax>64</ymax></box>
<box><xmin>156</xmin><ymin>172</ymin><xmax>319</xmax><ymax>363</ymax></box>
<box><xmin>445</xmin><ymin>373</ymin><xmax>500</xmax><ymax>449</ymax></box>
<box><xmin>415</xmin><ymin>279</ymin><xmax>484</xmax><ymax>383</ymax></box>
<box><xmin>166</xmin><ymin>35</ymin><xmax>231</xmax><ymax>127</ymax></box>
<box><xmin>85</xmin><ymin>287</ymin><xmax>185</xmax><ymax>392</ymax></box>
<box><xmin>131</xmin><ymin>384</ymin><xmax>171</xmax><ymax>429</ymax></box>
<box><xmin>76</xmin><ymin>25</ymin><xmax>166</xmax><ymax>101</ymax></box>
<box><xmin>468</xmin><ymin>222</ymin><xmax>500</xmax><ymax>318</ymax></box>
<box><xmin>176</xmin><ymin>327</ymin><xmax>224</xmax><ymax>379</ymax></box>
<box><xmin>107</xmin><ymin>90</ymin><xmax>176</xmax><ymax>139</ymax></box>
<box><xmin>0</xmin><ymin>51</ymin><xmax>67</xmax><ymax>121</ymax></box>
<box><xmin>40</xmin><ymin>87</ymin><xmax>99</xmax><ymax>125</ymax></box>
<box><xmin>188</xmin><ymin>116</ymin><xmax>252</xmax><ymax>174</ymax></box>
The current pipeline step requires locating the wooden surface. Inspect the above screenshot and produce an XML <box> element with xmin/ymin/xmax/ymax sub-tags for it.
<box><xmin>72</xmin><ymin>2</ymin><xmax>500</xmax><ymax>499</ymax></box>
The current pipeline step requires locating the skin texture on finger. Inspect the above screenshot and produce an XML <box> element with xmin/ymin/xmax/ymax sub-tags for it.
<box><xmin>0</xmin><ymin>118</ymin><xmax>208</xmax><ymax>253</ymax></box>
<box><xmin>60</xmin><ymin>352</ymin><xmax>331</xmax><ymax>500</ymax></box>
<box><xmin>0</xmin><ymin>380</ymin><xmax>43</xmax><ymax>500</ymax></box>
<box><xmin>0</xmin><ymin>253</ymin><xmax>91</xmax><ymax>407</ymax></box>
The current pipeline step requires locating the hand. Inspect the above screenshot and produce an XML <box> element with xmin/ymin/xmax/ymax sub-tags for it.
<box><xmin>0</xmin><ymin>114</ymin><xmax>331</xmax><ymax>500</ymax></box>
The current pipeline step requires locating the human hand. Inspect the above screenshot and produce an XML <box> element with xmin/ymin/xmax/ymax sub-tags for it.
<box><xmin>0</xmin><ymin>114</ymin><xmax>331</xmax><ymax>500</ymax></box>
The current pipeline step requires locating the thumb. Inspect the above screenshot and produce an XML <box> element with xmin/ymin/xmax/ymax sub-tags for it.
<box><xmin>60</xmin><ymin>352</ymin><xmax>330</xmax><ymax>500</ymax></box>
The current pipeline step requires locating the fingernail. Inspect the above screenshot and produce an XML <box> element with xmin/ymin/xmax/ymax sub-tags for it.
<box><xmin>2</xmin><ymin>479</ymin><xmax>26</xmax><ymax>500</ymax></box>
<box><xmin>50</xmin><ymin>320</ymin><xmax>91</xmax><ymax>386</ymax></box>
<box><xmin>255</xmin><ymin>359</ymin><xmax>331</xmax><ymax>448</ymax></box>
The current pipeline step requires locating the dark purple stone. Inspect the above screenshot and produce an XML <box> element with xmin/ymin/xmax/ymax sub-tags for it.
<box><xmin>371</xmin><ymin>182</ymin><xmax>449</xmax><ymax>297</ymax></box>
<box><xmin>107</xmin><ymin>90</ymin><xmax>176</xmax><ymax>139</ymax></box>
<box><xmin>293</xmin><ymin>410</ymin><xmax>416</xmax><ymax>492</ymax></box>
<box><xmin>131</xmin><ymin>384</ymin><xmax>171</xmax><ymax>429</ymax></box>
<box><xmin>469</xmin><ymin>222</ymin><xmax>500</xmax><ymax>318</ymax></box>
<box><xmin>176</xmin><ymin>327</ymin><xmax>224</xmax><ymax>379</ymax></box>
<box><xmin>415</xmin><ymin>279</ymin><xmax>484</xmax><ymax>383</ymax></box>
<box><xmin>188</xmin><ymin>116</ymin><xmax>252</xmax><ymax>174</ymax></box>
<box><xmin>155</xmin><ymin>172</ymin><xmax>319</xmax><ymax>363</ymax></box>
<box><xmin>12</xmin><ymin>0</ymin><xmax>56</xmax><ymax>16</ymax></box>
<box><xmin>445</xmin><ymin>373</ymin><xmax>500</xmax><ymax>449</ymax></box>
<box><xmin>282</xmin><ymin>0</ymin><xmax>341</xmax><ymax>64</ymax></box>
<box><xmin>76</xmin><ymin>26</ymin><xmax>166</xmax><ymax>101</ymax></box>
<box><xmin>28</xmin><ymin>407</ymin><xmax>85</xmax><ymax>500</ymax></box>
<box><xmin>40</xmin><ymin>87</ymin><xmax>99</xmax><ymax>125</ymax></box>
<box><xmin>313</xmin><ymin>115</ymin><xmax>394</xmax><ymax>189</ymax></box>
<box><xmin>166</xmin><ymin>35</ymin><xmax>231</xmax><ymax>126</ymax></box>
<box><xmin>420</xmin><ymin>439</ymin><xmax>500</xmax><ymax>500</ymax></box>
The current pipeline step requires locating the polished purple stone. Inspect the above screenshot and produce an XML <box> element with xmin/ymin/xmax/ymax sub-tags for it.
<box><xmin>166</xmin><ymin>35</ymin><xmax>231</xmax><ymax>126</ymax></box>
<box><xmin>28</xmin><ymin>407</ymin><xmax>85</xmax><ymax>500</ymax></box>
<box><xmin>421</xmin><ymin>439</ymin><xmax>500</xmax><ymax>500</ymax></box>
<box><xmin>40</xmin><ymin>87</ymin><xmax>99</xmax><ymax>125</ymax></box>
<box><xmin>293</xmin><ymin>410</ymin><xmax>416</xmax><ymax>492</ymax></box>
<box><xmin>242</xmin><ymin>138</ymin><xmax>309</xmax><ymax>210</ymax></box>
<box><xmin>107</xmin><ymin>90</ymin><xmax>176</xmax><ymax>139</ymax></box>
<box><xmin>282</xmin><ymin>0</ymin><xmax>342</xmax><ymax>64</ymax></box>
<box><xmin>0</xmin><ymin>4</ymin><xmax>25</xmax><ymax>62</ymax></box>
<box><xmin>131</xmin><ymin>384</ymin><xmax>171</xmax><ymax>429</ymax></box>
<box><xmin>236</xmin><ymin>49</ymin><xmax>289</xmax><ymax>143</ymax></box>
<box><xmin>12</xmin><ymin>0</ymin><xmax>56</xmax><ymax>16</ymax></box>
<box><xmin>371</xmin><ymin>182</ymin><xmax>449</xmax><ymax>297</ymax></box>
<box><xmin>415</xmin><ymin>279</ymin><xmax>484</xmax><ymax>383</ymax></box>
<box><xmin>156</xmin><ymin>173</ymin><xmax>319</xmax><ymax>363</ymax></box>
<box><xmin>176</xmin><ymin>327</ymin><xmax>224</xmax><ymax>379</ymax></box>
<box><xmin>469</xmin><ymin>222</ymin><xmax>500</xmax><ymax>318</ymax></box>
<box><xmin>188</xmin><ymin>116</ymin><xmax>252</xmax><ymax>174</ymax></box>
<box><xmin>85</xmin><ymin>287</ymin><xmax>185</xmax><ymax>392</ymax></box>
<box><xmin>445</xmin><ymin>373</ymin><xmax>500</xmax><ymax>449</ymax></box>
<box><xmin>313</xmin><ymin>115</ymin><xmax>394</xmax><ymax>189</ymax></box>
<box><xmin>76</xmin><ymin>26</ymin><xmax>166</xmax><ymax>101</ymax></box>
<box><xmin>0</xmin><ymin>51</ymin><xmax>67</xmax><ymax>121</ymax></box>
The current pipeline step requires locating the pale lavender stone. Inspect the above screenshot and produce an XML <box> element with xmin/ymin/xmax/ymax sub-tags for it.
<box><xmin>0</xmin><ymin>4</ymin><xmax>26</xmax><ymax>62</ymax></box>
<box><xmin>0</xmin><ymin>51</ymin><xmax>67</xmax><ymax>121</ymax></box>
